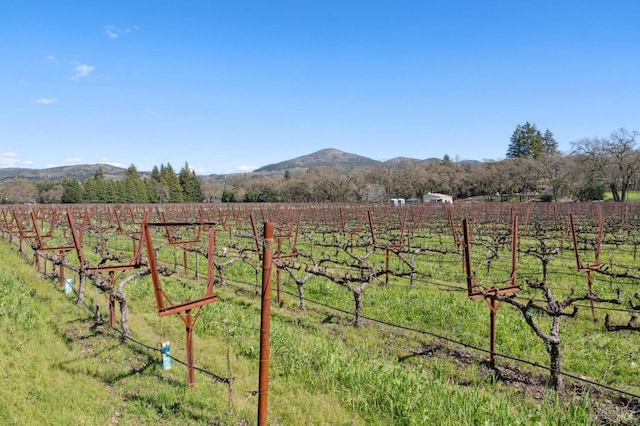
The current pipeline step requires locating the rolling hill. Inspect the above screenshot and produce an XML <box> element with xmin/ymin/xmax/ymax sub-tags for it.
<box><xmin>254</xmin><ymin>148</ymin><xmax>382</xmax><ymax>172</ymax></box>
<box><xmin>0</xmin><ymin>149</ymin><xmax>480</xmax><ymax>184</ymax></box>
<box><xmin>0</xmin><ymin>164</ymin><xmax>137</xmax><ymax>185</ymax></box>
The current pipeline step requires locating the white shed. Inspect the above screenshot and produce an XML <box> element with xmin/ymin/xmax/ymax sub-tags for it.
<box><xmin>423</xmin><ymin>192</ymin><xmax>453</xmax><ymax>204</ymax></box>
<box><xmin>390</xmin><ymin>198</ymin><xmax>406</xmax><ymax>207</ymax></box>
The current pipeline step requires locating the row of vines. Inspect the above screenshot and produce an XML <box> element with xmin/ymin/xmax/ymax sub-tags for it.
<box><xmin>1</xmin><ymin>201</ymin><xmax>639</xmax><ymax>421</ymax></box>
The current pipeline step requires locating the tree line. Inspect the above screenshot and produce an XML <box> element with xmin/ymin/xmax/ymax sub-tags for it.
<box><xmin>207</xmin><ymin>125</ymin><xmax>639</xmax><ymax>203</ymax></box>
<box><xmin>0</xmin><ymin>162</ymin><xmax>202</xmax><ymax>204</ymax></box>
<box><xmin>1</xmin><ymin>125</ymin><xmax>638</xmax><ymax>204</ymax></box>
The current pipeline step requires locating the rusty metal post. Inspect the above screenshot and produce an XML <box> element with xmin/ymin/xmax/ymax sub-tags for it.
<box><xmin>186</xmin><ymin>310</ymin><xmax>195</xmax><ymax>387</ymax></box>
<box><xmin>258</xmin><ymin>222</ymin><xmax>274</xmax><ymax>426</ymax></box>
<box><xmin>569</xmin><ymin>213</ymin><xmax>599</xmax><ymax>321</ymax></box>
<box><xmin>143</xmin><ymin>223</ymin><xmax>166</xmax><ymax>312</ymax></box>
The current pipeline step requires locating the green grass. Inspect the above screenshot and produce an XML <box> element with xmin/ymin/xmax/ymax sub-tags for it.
<box><xmin>604</xmin><ymin>190</ymin><xmax>640</xmax><ymax>201</ymax></box>
<box><xmin>1</xmin><ymin>224</ymin><xmax>639</xmax><ymax>425</ymax></box>
<box><xmin>0</xmin><ymin>253</ymin><xmax>114</xmax><ymax>425</ymax></box>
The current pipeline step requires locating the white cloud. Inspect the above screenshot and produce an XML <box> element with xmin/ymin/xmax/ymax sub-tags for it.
<box><xmin>65</xmin><ymin>158</ymin><xmax>82</xmax><ymax>163</ymax></box>
<box><xmin>32</xmin><ymin>98</ymin><xmax>58</xmax><ymax>105</ymax></box>
<box><xmin>104</xmin><ymin>25</ymin><xmax>134</xmax><ymax>39</ymax></box>
<box><xmin>1</xmin><ymin>152</ymin><xmax>27</xmax><ymax>168</ymax></box>
<box><xmin>45</xmin><ymin>55</ymin><xmax>58</xmax><ymax>62</ymax></box>
<box><xmin>71</xmin><ymin>64</ymin><xmax>94</xmax><ymax>79</ymax></box>
<box><xmin>99</xmin><ymin>158</ymin><xmax>125</xmax><ymax>168</ymax></box>
<box><xmin>236</xmin><ymin>165</ymin><xmax>257</xmax><ymax>172</ymax></box>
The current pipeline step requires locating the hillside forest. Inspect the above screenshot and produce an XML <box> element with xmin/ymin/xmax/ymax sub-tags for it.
<box><xmin>1</xmin><ymin>125</ymin><xmax>639</xmax><ymax>204</ymax></box>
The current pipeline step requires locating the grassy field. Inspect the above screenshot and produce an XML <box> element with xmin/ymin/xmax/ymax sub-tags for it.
<box><xmin>1</xmin><ymin>211</ymin><xmax>640</xmax><ymax>425</ymax></box>
<box><xmin>604</xmin><ymin>190</ymin><xmax>640</xmax><ymax>201</ymax></box>
<box><xmin>0</xmin><ymin>236</ymin><xmax>637</xmax><ymax>425</ymax></box>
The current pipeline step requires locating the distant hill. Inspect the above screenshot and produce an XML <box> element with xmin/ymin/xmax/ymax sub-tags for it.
<box><xmin>0</xmin><ymin>150</ymin><xmax>483</xmax><ymax>185</ymax></box>
<box><xmin>253</xmin><ymin>148</ymin><xmax>480</xmax><ymax>174</ymax></box>
<box><xmin>254</xmin><ymin>148</ymin><xmax>382</xmax><ymax>172</ymax></box>
<box><xmin>0</xmin><ymin>164</ymin><xmax>135</xmax><ymax>185</ymax></box>
<box><xmin>383</xmin><ymin>156</ymin><xmax>438</xmax><ymax>169</ymax></box>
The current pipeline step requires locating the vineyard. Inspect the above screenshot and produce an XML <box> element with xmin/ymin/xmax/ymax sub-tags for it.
<box><xmin>1</xmin><ymin>202</ymin><xmax>640</xmax><ymax>425</ymax></box>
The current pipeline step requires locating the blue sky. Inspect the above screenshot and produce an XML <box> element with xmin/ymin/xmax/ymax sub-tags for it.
<box><xmin>2</xmin><ymin>1</ymin><xmax>639</xmax><ymax>175</ymax></box>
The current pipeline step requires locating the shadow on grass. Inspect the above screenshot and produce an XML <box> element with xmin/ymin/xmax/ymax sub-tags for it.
<box><xmin>53</xmin><ymin>317</ymin><xmax>185</xmax><ymax>388</ymax></box>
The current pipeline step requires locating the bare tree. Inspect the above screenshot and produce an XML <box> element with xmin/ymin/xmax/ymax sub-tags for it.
<box><xmin>2</xmin><ymin>178</ymin><xmax>39</xmax><ymax>203</ymax></box>
<box><xmin>200</xmin><ymin>179</ymin><xmax>224</xmax><ymax>202</ymax></box>
<box><xmin>571</xmin><ymin>128</ymin><xmax>640</xmax><ymax>202</ymax></box>
<box><xmin>605</xmin><ymin>128</ymin><xmax>640</xmax><ymax>201</ymax></box>
<box><xmin>538</xmin><ymin>154</ymin><xmax>571</xmax><ymax>202</ymax></box>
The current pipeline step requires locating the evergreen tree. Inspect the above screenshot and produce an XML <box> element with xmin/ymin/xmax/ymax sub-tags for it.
<box><xmin>243</xmin><ymin>191</ymin><xmax>259</xmax><ymax>202</ymax></box>
<box><xmin>95</xmin><ymin>178</ymin><xmax>109</xmax><ymax>203</ymax></box>
<box><xmin>191</xmin><ymin>170</ymin><xmax>203</xmax><ymax>202</ymax></box>
<box><xmin>103</xmin><ymin>180</ymin><xmax>117</xmax><ymax>203</ymax></box>
<box><xmin>542</xmin><ymin>129</ymin><xmax>558</xmax><ymax>156</ymax></box>
<box><xmin>146</xmin><ymin>179</ymin><xmax>159</xmax><ymax>203</ymax></box>
<box><xmin>94</xmin><ymin>166</ymin><xmax>104</xmax><ymax>181</ymax></box>
<box><xmin>179</xmin><ymin>162</ymin><xmax>202</xmax><ymax>202</ymax></box>
<box><xmin>221</xmin><ymin>189</ymin><xmax>235</xmax><ymax>202</ymax></box>
<box><xmin>132</xmin><ymin>179</ymin><xmax>150</xmax><ymax>203</ymax></box>
<box><xmin>150</xmin><ymin>165</ymin><xmax>161</xmax><ymax>182</ymax></box>
<box><xmin>258</xmin><ymin>186</ymin><xmax>277</xmax><ymax>202</ymax></box>
<box><xmin>506</xmin><ymin>122</ymin><xmax>545</xmax><ymax>159</ymax></box>
<box><xmin>160</xmin><ymin>163</ymin><xmax>183</xmax><ymax>203</ymax></box>
<box><xmin>123</xmin><ymin>164</ymin><xmax>148</xmax><ymax>202</ymax></box>
<box><xmin>124</xmin><ymin>164</ymin><xmax>140</xmax><ymax>180</ymax></box>
<box><xmin>82</xmin><ymin>178</ymin><xmax>97</xmax><ymax>203</ymax></box>
<box><xmin>60</xmin><ymin>179</ymin><xmax>83</xmax><ymax>203</ymax></box>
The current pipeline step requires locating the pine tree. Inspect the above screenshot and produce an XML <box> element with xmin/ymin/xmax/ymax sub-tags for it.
<box><xmin>95</xmin><ymin>178</ymin><xmax>108</xmax><ymax>203</ymax></box>
<box><xmin>60</xmin><ymin>179</ymin><xmax>83</xmax><ymax>203</ymax></box>
<box><xmin>82</xmin><ymin>178</ymin><xmax>98</xmax><ymax>203</ymax></box>
<box><xmin>122</xmin><ymin>164</ymin><xmax>149</xmax><ymax>202</ymax></box>
<box><xmin>541</xmin><ymin>129</ymin><xmax>558</xmax><ymax>156</ymax></box>
<box><xmin>94</xmin><ymin>166</ymin><xmax>104</xmax><ymax>181</ymax></box>
<box><xmin>146</xmin><ymin>179</ymin><xmax>158</xmax><ymax>203</ymax></box>
<box><xmin>179</xmin><ymin>162</ymin><xmax>202</xmax><ymax>203</ymax></box>
<box><xmin>150</xmin><ymin>165</ymin><xmax>161</xmax><ymax>182</ymax></box>
<box><xmin>124</xmin><ymin>164</ymin><xmax>140</xmax><ymax>180</ymax></box>
<box><xmin>133</xmin><ymin>179</ymin><xmax>150</xmax><ymax>203</ymax></box>
<box><xmin>506</xmin><ymin>122</ymin><xmax>545</xmax><ymax>159</ymax></box>
<box><xmin>190</xmin><ymin>170</ymin><xmax>202</xmax><ymax>202</ymax></box>
<box><xmin>160</xmin><ymin>163</ymin><xmax>184</xmax><ymax>203</ymax></box>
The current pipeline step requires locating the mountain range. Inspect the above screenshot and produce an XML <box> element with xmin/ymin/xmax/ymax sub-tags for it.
<box><xmin>0</xmin><ymin>148</ymin><xmax>479</xmax><ymax>184</ymax></box>
<box><xmin>0</xmin><ymin>163</ymin><xmax>141</xmax><ymax>185</ymax></box>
